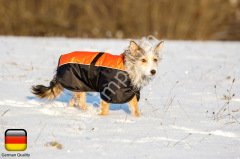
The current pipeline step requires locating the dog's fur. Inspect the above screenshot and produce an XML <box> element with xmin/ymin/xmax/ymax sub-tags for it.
<box><xmin>32</xmin><ymin>37</ymin><xmax>164</xmax><ymax>117</ymax></box>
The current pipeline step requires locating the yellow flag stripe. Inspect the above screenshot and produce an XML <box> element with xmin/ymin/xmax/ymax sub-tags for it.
<box><xmin>5</xmin><ymin>144</ymin><xmax>27</xmax><ymax>151</ymax></box>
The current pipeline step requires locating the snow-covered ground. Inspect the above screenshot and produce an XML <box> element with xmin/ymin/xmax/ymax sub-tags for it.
<box><xmin>0</xmin><ymin>36</ymin><xmax>239</xmax><ymax>159</ymax></box>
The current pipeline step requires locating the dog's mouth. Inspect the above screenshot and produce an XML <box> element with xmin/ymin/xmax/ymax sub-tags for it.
<box><xmin>143</xmin><ymin>74</ymin><xmax>154</xmax><ymax>80</ymax></box>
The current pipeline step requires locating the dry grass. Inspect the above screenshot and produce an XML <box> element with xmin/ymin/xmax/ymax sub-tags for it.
<box><xmin>213</xmin><ymin>78</ymin><xmax>240</xmax><ymax>124</ymax></box>
<box><xmin>45</xmin><ymin>141</ymin><xmax>63</xmax><ymax>150</ymax></box>
<box><xmin>0</xmin><ymin>0</ymin><xmax>239</xmax><ymax>40</ymax></box>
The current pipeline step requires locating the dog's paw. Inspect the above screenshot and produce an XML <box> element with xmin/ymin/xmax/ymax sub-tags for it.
<box><xmin>69</xmin><ymin>100</ymin><xmax>76</xmax><ymax>107</ymax></box>
<box><xmin>132</xmin><ymin>111</ymin><xmax>140</xmax><ymax>117</ymax></box>
<box><xmin>79</xmin><ymin>104</ymin><xmax>88</xmax><ymax>111</ymax></box>
<box><xmin>98</xmin><ymin>111</ymin><xmax>109</xmax><ymax>116</ymax></box>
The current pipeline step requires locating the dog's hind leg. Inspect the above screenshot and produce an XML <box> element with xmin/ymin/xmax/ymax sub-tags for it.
<box><xmin>99</xmin><ymin>100</ymin><xmax>110</xmax><ymax>116</ymax></box>
<box><xmin>69</xmin><ymin>92</ymin><xmax>87</xmax><ymax>111</ymax></box>
<box><xmin>129</xmin><ymin>95</ymin><xmax>140</xmax><ymax>117</ymax></box>
<box><xmin>79</xmin><ymin>92</ymin><xmax>87</xmax><ymax>111</ymax></box>
<box><xmin>75</xmin><ymin>92</ymin><xmax>88</xmax><ymax>111</ymax></box>
<box><xmin>69</xmin><ymin>93</ymin><xmax>76</xmax><ymax>107</ymax></box>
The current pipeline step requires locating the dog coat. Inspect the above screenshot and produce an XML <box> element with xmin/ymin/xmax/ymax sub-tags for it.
<box><xmin>56</xmin><ymin>51</ymin><xmax>140</xmax><ymax>104</ymax></box>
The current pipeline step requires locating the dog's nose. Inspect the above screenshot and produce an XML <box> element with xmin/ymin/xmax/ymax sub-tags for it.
<box><xmin>150</xmin><ymin>70</ymin><xmax>156</xmax><ymax>75</ymax></box>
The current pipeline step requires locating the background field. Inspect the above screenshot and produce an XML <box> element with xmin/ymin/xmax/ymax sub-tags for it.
<box><xmin>0</xmin><ymin>0</ymin><xmax>239</xmax><ymax>40</ymax></box>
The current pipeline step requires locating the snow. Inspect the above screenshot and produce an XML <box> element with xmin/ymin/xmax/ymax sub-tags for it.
<box><xmin>0</xmin><ymin>36</ymin><xmax>240</xmax><ymax>159</ymax></box>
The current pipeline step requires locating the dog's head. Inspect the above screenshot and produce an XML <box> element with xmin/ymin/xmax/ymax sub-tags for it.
<box><xmin>127</xmin><ymin>39</ymin><xmax>164</xmax><ymax>78</ymax></box>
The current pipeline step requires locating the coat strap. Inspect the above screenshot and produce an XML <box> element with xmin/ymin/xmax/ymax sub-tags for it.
<box><xmin>90</xmin><ymin>52</ymin><xmax>104</xmax><ymax>66</ymax></box>
<box><xmin>88</xmin><ymin>52</ymin><xmax>104</xmax><ymax>81</ymax></box>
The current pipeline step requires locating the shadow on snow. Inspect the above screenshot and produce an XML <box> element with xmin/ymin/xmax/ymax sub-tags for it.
<box><xmin>27</xmin><ymin>89</ymin><xmax>131</xmax><ymax>114</ymax></box>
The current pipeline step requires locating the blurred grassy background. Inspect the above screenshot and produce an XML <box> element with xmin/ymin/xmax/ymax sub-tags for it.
<box><xmin>0</xmin><ymin>0</ymin><xmax>239</xmax><ymax>40</ymax></box>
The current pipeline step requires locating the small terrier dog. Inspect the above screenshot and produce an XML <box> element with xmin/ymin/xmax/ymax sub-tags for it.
<box><xmin>32</xmin><ymin>37</ymin><xmax>164</xmax><ymax>117</ymax></box>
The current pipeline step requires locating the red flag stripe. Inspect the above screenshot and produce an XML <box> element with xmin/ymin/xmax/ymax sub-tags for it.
<box><xmin>5</xmin><ymin>136</ymin><xmax>27</xmax><ymax>144</ymax></box>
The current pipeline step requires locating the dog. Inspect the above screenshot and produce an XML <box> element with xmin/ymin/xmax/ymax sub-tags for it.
<box><xmin>32</xmin><ymin>37</ymin><xmax>164</xmax><ymax>117</ymax></box>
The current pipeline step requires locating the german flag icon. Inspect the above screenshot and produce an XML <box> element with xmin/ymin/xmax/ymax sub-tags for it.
<box><xmin>5</xmin><ymin>129</ymin><xmax>27</xmax><ymax>151</ymax></box>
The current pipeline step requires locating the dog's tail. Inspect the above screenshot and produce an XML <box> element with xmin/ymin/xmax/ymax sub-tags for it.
<box><xmin>31</xmin><ymin>77</ymin><xmax>63</xmax><ymax>100</ymax></box>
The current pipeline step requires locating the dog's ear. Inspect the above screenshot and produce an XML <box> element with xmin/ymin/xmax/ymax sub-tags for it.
<box><xmin>129</xmin><ymin>41</ymin><xmax>139</xmax><ymax>55</ymax></box>
<box><xmin>155</xmin><ymin>41</ymin><xmax>164</xmax><ymax>53</ymax></box>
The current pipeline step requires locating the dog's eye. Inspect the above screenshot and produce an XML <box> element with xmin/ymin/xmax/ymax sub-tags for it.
<box><xmin>153</xmin><ymin>58</ymin><xmax>158</xmax><ymax>62</ymax></box>
<box><xmin>141</xmin><ymin>59</ymin><xmax>147</xmax><ymax>63</ymax></box>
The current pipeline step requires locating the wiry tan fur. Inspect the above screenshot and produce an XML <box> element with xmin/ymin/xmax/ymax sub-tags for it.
<box><xmin>124</xmin><ymin>44</ymin><xmax>147</xmax><ymax>89</ymax></box>
<box><xmin>44</xmin><ymin>84</ymin><xmax>63</xmax><ymax>99</ymax></box>
<box><xmin>123</xmin><ymin>38</ymin><xmax>163</xmax><ymax>89</ymax></box>
<box><xmin>32</xmin><ymin>78</ymin><xmax>64</xmax><ymax>100</ymax></box>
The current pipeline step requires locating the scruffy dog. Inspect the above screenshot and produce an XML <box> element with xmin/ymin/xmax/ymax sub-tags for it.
<box><xmin>32</xmin><ymin>37</ymin><xmax>164</xmax><ymax>117</ymax></box>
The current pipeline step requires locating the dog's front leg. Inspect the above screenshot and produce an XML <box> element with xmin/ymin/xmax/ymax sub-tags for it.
<box><xmin>129</xmin><ymin>95</ymin><xmax>140</xmax><ymax>117</ymax></box>
<box><xmin>99</xmin><ymin>100</ymin><xmax>110</xmax><ymax>116</ymax></box>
